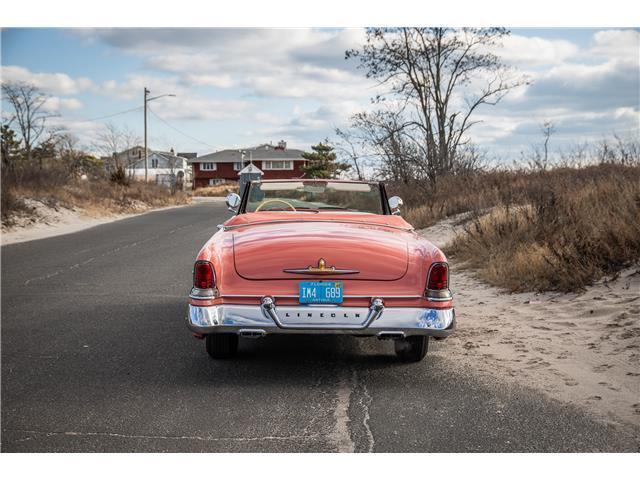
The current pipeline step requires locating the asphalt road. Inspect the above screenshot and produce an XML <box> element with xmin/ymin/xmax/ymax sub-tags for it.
<box><xmin>2</xmin><ymin>201</ymin><xmax>638</xmax><ymax>452</ymax></box>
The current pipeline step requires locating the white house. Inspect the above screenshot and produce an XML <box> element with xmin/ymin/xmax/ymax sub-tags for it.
<box><xmin>104</xmin><ymin>147</ymin><xmax>190</xmax><ymax>186</ymax></box>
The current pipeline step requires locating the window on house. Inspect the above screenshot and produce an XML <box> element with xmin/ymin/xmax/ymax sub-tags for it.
<box><xmin>208</xmin><ymin>178</ymin><xmax>224</xmax><ymax>186</ymax></box>
<box><xmin>262</xmin><ymin>160</ymin><xmax>293</xmax><ymax>170</ymax></box>
<box><xmin>151</xmin><ymin>158</ymin><xmax>159</xmax><ymax>168</ymax></box>
<box><xmin>233</xmin><ymin>162</ymin><xmax>244</xmax><ymax>171</ymax></box>
<box><xmin>201</xmin><ymin>162</ymin><xmax>216</xmax><ymax>171</ymax></box>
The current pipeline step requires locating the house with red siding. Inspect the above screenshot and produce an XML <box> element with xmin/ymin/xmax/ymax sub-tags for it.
<box><xmin>189</xmin><ymin>141</ymin><xmax>307</xmax><ymax>188</ymax></box>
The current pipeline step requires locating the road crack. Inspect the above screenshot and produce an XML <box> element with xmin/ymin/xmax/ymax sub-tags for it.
<box><xmin>328</xmin><ymin>365</ymin><xmax>376</xmax><ymax>453</ymax></box>
<box><xmin>328</xmin><ymin>372</ymin><xmax>356</xmax><ymax>452</ymax></box>
<box><xmin>355</xmin><ymin>368</ymin><xmax>375</xmax><ymax>453</ymax></box>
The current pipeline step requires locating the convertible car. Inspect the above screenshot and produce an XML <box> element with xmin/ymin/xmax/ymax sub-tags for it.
<box><xmin>187</xmin><ymin>179</ymin><xmax>455</xmax><ymax>362</ymax></box>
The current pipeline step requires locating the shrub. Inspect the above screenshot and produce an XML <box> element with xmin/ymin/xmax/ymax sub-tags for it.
<box><xmin>109</xmin><ymin>166</ymin><xmax>129</xmax><ymax>186</ymax></box>
<box><xmin>446</xmin><ymin>165</ymin><xmax>640</xmax><ymax>292</ymax></box>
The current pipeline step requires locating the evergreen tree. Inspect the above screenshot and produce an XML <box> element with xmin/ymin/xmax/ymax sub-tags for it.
<box><xmin>1</xmin><ymin>124</ymin><xmax>23</xmax><ymax>171</ymax></box>
<box><xmin>300</xmin><ymin>141</ymin><xmax>351</xmax><ymax>179</ymax></box>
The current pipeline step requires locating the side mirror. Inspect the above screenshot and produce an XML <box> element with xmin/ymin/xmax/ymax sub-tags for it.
<box><xmin>388</xmin><ymin>196</ymin><xmax>403</xmax><ymax>215</ymax></box>
<box><xmin>226</xmin><ymin>193</ymin><xmax>241</xmax><ymax>213</ymax></box>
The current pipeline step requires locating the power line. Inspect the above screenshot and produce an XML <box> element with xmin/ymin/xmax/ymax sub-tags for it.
<box><xmin>147</xmin><ymin>106</ymin><xmax>218</xmax><ymax>150</ymax></box>
<box><xmin>83</xmin><ymin>105</ymin><xmax>144</xmax><ymax>122</ymax></box>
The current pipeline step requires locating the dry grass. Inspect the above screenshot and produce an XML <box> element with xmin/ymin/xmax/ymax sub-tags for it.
<box><xmin>192</xmin><ymin>182</ymin><xmax>238</xmax><ymax>197</ymax></box>
<box><xmin>406</xmin><ymin>165</ymin><xmax>640</xmax><ymax>292</ymax></box>
<box><xmin>2</xmin><ymin>180</ymin><xmax>190</xmax><ymax>227</ymax></box>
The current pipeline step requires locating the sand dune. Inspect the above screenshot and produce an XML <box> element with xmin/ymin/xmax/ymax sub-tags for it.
<box><xmin>419</xmin><ymin>216</ymin><xmax>640</xmax><ymax>428</ymax></box>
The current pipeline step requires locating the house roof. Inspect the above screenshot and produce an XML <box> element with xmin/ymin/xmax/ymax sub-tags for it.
<box><xmin>238</xmin><ymin>163</ymin><xmax>264</xmax><ymax>175</ymax></box>
<box><xmin>102</xmin><ymin>146</ymin><xmax>186</xmax><ymax>162</ymax></box>
<box><xmin>119</xmin><ymin>148</ymin><xmax>186</xmax><ymax>169</ymax></box>
<box><xmin>188</xmin><ymin>145</ymin><xmax>306</xmax><ymax>163</ymax></box>
<box><xmin>154</xmin><ymin>150</ymin><xmax>186</xmax><ymax>162</ymax></box>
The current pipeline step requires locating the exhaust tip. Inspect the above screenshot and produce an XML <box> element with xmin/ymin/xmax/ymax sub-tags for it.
<box><xmin>377</xmin><ymin>331</ymin><xmax>406</xmax><ymax>340</ymax></box>
<box><xmin>239</xmin><ymin>329</ymin><xmax>267</xmax><ymax>338</ymax></box>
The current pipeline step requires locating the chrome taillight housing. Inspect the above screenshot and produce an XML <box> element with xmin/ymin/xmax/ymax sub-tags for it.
<box><xmin>191</xmin><ymin>260</ymin><xmax>216</xmax><ymax>299</ymax></box>
<box><xmin>425</xmin><ymin>262</ymin><xmax>451</xmax><ymax>300</ymax></box>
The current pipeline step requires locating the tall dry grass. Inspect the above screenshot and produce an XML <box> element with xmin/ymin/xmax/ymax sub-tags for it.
<box><xmin>2</xmin><ymin>180</ymin><xmax>190</xmax><ymax>227</ymax></box>
<box><xmin>192</xmin><ymin>182</ymin><xmax>238</xmax><ymax>197</ymax></box>
<box><xmin>392</xmin><ymin>164</ymin><xmax>640</xmax><ymax>292</ymax></box>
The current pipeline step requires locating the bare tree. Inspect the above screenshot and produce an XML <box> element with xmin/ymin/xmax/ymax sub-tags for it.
<box><xmin>1</xmin><ymin>82</ymin><xmax>58</xmax><ymax>169</ymax></box>
<box><xmin>334</xmin><ymin>128</ymin><xmax>365</xmax><ymax>180</ymax></box>
<box><xmin>346</xmin><ymin>28</ymin><xmax>526</xmax><ymax>184</ymax></box>
<box><xmin>524</xmin><ymin>120</ymin><xmax>555</xmax><ymax>170</ymax></box>
<box><xmin>93</xmin><ymin>123</ymin><xmax>141</xmax><ymax>174</ymax></box>
<box><xmin>541</xmin><ymin>120</ymin><xmax>555</xmax><ymax>168</ymax></box>
<box><xmin>349</xmin><ymin>109</ymin><xmax>422</xmax><ymax>185</ymax></box>
<box><xmin>596</xmin><ymin>135</ymin><xmax>640</xmax><ymax>166</ymax></box>
<box><xmin>558</xmin><ymin>141</ymin><xmax>590</xmax><ymax>168</ymax></box>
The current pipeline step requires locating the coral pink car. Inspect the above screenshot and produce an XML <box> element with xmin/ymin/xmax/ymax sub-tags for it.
<box><xmin>187</xmin><ymin>179</ymin><xmax>455</xmax><ymax>362</ymax></box>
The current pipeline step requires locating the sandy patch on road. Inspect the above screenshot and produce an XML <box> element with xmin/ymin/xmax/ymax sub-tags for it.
<box><xmin>419</xmin><ymin>216</ymin><xmax>640</xmax><ymax>428</ymax></box>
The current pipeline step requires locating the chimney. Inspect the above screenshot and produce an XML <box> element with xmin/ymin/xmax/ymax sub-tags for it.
<box><xmin>170</xmin><ymin>147</ymin><xmax>175</xmax><ymax>155</ymax></box>
<box><xmin>277</xmin><ymin>140</ymin><xmax>287</xmax><ymax>150</ymax></box>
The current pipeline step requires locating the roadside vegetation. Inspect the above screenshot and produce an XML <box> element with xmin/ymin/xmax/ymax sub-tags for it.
<box><xmin>420</xmin><ymin>163</ymin><xmax>639</xmax><ymax>292</ymax></box>
<box><xmin>1</xmin><ymin>84</ymin><xmax>189</xmax><ymax>230</ymax></box>
<box><xmin>385</xmin><ymin>140</ymin><xmax>640</xmax><ymax>293</ymax></box>
<box><xmin>192</xmin><ymin>182</ymin><xmax>238</xmax><ymax>197</ymax></box>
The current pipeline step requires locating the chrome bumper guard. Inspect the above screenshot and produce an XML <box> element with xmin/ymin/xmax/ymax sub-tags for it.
<box><xmin>187</xmin><ymin>297</ymin><xmax>455</xmax><ymax>338</ymax></box>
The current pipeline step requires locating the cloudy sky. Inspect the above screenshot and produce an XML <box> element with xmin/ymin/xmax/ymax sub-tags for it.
<box><xmin>1</xmin><ymin>28</ymin><xmax>638</xmax><ymax>160</ymax></box>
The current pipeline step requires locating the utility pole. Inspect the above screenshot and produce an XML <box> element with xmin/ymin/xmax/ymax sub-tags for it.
<box><xmin>143</xmin><ymin>88</ymin><xmax>175</xmax><ymax>183</ymax></box>
<box><xmin>144</xmin><ymin>87</ymin><xmax>149</xmax><ymax>182</ymax></box>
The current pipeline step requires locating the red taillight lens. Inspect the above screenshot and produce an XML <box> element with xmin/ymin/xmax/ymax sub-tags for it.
<box><xmin>427</xmin><ymin>263</ymin><xmax>448</xmax><ymax>291</ymax></box>
<box><xmin>194</xmin><ymin>261</ymin><xmax>215</xmax><ymax>289</ymax></box>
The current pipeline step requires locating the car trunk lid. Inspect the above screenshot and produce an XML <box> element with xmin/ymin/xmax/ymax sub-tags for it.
<box><xmin>233</xmin><ymin>221</ymin><xmax>409</xmax><ymax>281</ymax></box>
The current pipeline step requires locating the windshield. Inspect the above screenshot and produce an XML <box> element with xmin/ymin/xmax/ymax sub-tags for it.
<box><xmin>245</xmin><ymin>181</ymin><xmax>384</xmax><ymax>214</ymax></box>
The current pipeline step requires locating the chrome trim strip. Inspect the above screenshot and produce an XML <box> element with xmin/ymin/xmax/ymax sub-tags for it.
<box><xmin>221</xmin><ymin>219</ymin><xmax>414</xmax><ymax>232</ymax></box>
<box><xmin>282</xmin><ymin>268</ymin><xmax>360</xmax><ymax>275</ymax></box>
<box><xmin>283</xmin><ymin>257</ymin><xmax>359</xmax><ymax>275</ymax></box>
<box><xmin>189</xmin><ymin>287</ymin><xmax>217</xmax><ymax>300</ymax></box>
<box><xmin>218</xmin><ymin>294</ymin><xmax>424</xmax><ymax>299</ymax></box>
<box><xmin>425</xmin><ymin>288</ymin><xmax>453</xmax><ymax>302</ymax></box>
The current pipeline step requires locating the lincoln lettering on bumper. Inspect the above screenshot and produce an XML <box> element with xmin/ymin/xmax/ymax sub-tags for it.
<box><xmin>187</xmin><ymin>297</ymin><xmax>455</xmax><ymax>338</ymax></box>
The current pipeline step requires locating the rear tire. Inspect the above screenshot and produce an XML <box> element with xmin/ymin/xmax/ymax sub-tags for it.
<box><xmin>206</xmin><ymin>333</ymin><xmax>238</xmax><ymax>359</ymax></box>
<box><xmin>394</xmin><ymin>336</ymin><xmax>429</xmax><ymax>362</ymax></box>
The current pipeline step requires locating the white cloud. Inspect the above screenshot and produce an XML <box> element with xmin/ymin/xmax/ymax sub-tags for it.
<box><xmin>1</xmin><ymin>65</ymin><xmax>93</xmax><ymax>95</ymax></box>
<box><xmin>97</xmin><ymin>73</ymin><xmax>250</xmax><ymax>121</ymax></box>
<box><xmin>100</xmin><ymin>74</ymin><xmax>185</xmax><ymax>100</ymax></box>
<box><xmin>81</xmin><ymin>28</ymin><xmax>376</xmax><ymax>103</ymax></box>
<box><xmin>498</xmin><ymin>35</ymin><xmax>579</xmax><ymax>66</ymax></box>
<box><xmin>43</xmin><ymin>96</ymin><xmax>84</xmax><ymax>110</ymax></box>
<box><xmin>244</xmin><ymin>102</ymin><xmax>365</xmax><ymax>147</ymax></box>
<box><xmin>590</xmin><ymin>29</ymin><xmax>640</xmax><ymax>65</ymax></box>
<box><xmin>182</xmin><ymin>73</ymin><xmax>234</xmax><ymax>88</ymax></box>
<box><xmin>150</xmin><ymin>95</ymin><xmax>250</xmax><ymax>121</ymax></box>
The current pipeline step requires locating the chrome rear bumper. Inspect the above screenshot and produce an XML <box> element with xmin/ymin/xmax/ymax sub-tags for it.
<box><xmin>187</xmin><ymin>297</ymin><xmax>455</xmax><ymax>338</ymax></box>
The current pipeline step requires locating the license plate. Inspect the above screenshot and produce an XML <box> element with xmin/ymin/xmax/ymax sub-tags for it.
<box><xmin>299</xmin><ymin>281</ymin><xmax>343</xmax><ymax>304</ymax></box>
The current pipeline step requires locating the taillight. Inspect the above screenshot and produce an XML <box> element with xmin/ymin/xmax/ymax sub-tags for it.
<box><xmin>193</xmin><ymin>261</ymin><xmax>215</xmax><ymax>290</ymax></box>
<box><xmin>427</xmin><ymin>262</ymin><xmax>448</xmax><ymax>291</ymax></box>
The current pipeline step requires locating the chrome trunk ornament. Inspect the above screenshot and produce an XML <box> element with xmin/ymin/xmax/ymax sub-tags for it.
<box><xmin>283</xmin><ymin>258</ymin><xmax>359</xmax><ymax>275</ymax></box>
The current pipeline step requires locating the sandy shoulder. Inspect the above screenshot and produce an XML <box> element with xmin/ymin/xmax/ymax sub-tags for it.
<box><xmin>1</xmin><ymin>198</ymin><xmax>196</xmax><ymax>246</ymax></box>
<box><xmin>419</xmin><ymin>217</ymin><xmax>640</xmax><ymax>428</ymax></box>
